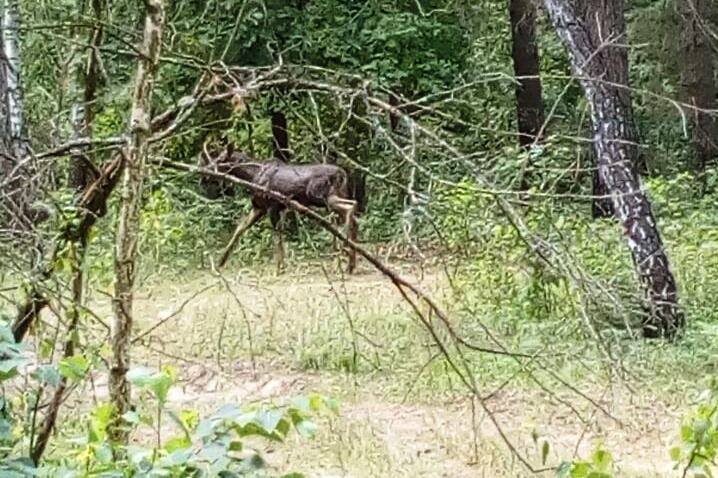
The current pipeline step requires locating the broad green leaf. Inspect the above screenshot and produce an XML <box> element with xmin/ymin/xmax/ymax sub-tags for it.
<box><xmin>163</xmin><ymin>435</ymin><xmax>191</xmax><ymax>453</ymax></box>
<box><xmin>160</xmin><ymin>448</ymin><xmax>192</xmax><ymax>467</ymax></box>
<box><xmin>669</xmin><ymin>446</ymin><xmax>681</xmax><ymax>461</ymax></box>
<box><xmin>32</xmin><ymin>365</ymin><xmax>61</xmax><ymax>387</ymax></box>
<box><xmin>128</xmin><ymin>367</ymin><xmax>173</xmax><ymax>403</ymax></box>
<box><xmin>296</xmin><ymin>419</ymin><xmax>317</xmax><ymax>438</ymax></box>
<box><xmin>257</xmin><ymin>408</ymin><xmax>285</xmax><ymax>433</ymax></box>
<box><xmin>592</xmin><ymin>448</ymin><xmax>612</xmax><ymax>471</ymax></box>
<box><xmin>58</xmin><ymin>355</ymin><xmax>89</xmax><ymax>381</ymax></box>
<box><xmin>0</xmin><ymin>359</ymin><xmax>24</xmax><ymax>374</ymax></box>
<box><xmin>92</xmin><ymin>443</ymin><xmax>113</xmax><ymax>464</ymax></box>
<box><xmin>122</xmin><ymin>410</ymin><xmax>141</xmax><ymax>425</ymax></box>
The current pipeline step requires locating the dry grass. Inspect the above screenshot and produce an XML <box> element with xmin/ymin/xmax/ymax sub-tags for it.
<box><xmin>59</xmin><ymin>258</ymin><xmax>688</xmax><ymax>477</ymax></box>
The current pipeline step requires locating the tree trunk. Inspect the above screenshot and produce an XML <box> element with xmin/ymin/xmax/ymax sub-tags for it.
<box><xmin>271</xmin><ymin>109</ymin><xmax>290</xmax><ymax>162</ymax></box>
<box><xmin>509</xmin><ymin>0</ymin><xmax>545</xmax><ymax>148</ymax></box>
<box><xmin>544</xmin><ymin>0</ymin><xmax>684</xmax><ymax>338</ymax></box>
<box><xmin>69</xmin><ymin>0</ymin><xmax>104</xmax><ymax>191</ymax></box>
<box><xmin>2</xmin><ymin>0</ymin><xmax>26</xmax><ymax>154</ymax></box>
<box><xmin>674</xmin><ymin>0</ymin><xmax>717</xmax><ymax>180</ymax></box>
<box><xmin>1</xmin><ymin>18</ymin><xmax>9</xmax><ymax>162</ymax></box>
<box><xmin>591</xmin><ymin>165</ymin><xmax>613</xmax><ymax>218</ymax></box>
<box><xmin>109</xmin><ymin>0</ymin><xmax>164</xmax><ymax>445</ymax></box>
<box><xmin>1</xmin><ymin>0</ymin><xmax>35</xmax><ymax>230</ymax></box>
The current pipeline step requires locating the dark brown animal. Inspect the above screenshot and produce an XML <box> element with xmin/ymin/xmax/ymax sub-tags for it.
<box><xmin>202</xmin><ymin>145</ymin><xmax>359</xmax><ymax>273</ymax></box>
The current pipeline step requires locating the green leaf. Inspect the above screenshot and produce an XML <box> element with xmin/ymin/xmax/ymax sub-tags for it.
<box><xmin>295</xmin><ymin>419</ymin><xmax>318</xmax><ymax>438</ymax></box>
<box><xmin>160</xmin><ymin>448</ymin><xmax>192</xmax><ymax>466</ymax></box>
<box><xmin>256</xmin><ymin>408</ymin><xmax>284</xmax><ymax>433</ymax></box>
<box><xmin>308</xmin><ymin>394</ymin><xmax>325</xmax><ymax>411</ymax></box>
<box><xmin>163</xmin><ymin>435</ymin><xmax>191</xmax><ymax>453</ymax></box>
<box><xmin>127</xmin><ymin>367</ymin><xmax>174</xmax><ymax>404</ymax></box>
<box><xmin>570</xmin><ymin>462</ymin><xmax>590</xmax><ymax>478</ymax></box>
<box><xmin>0</xmin><ymin>358</ymin><xmax>24</xmax><ymax>374</ymax></box>
<box><xmin>591</xmin><ymin>448</ymin><xmax>612</xmax><ymax>472</ymax></box>
<box><xmin>122</xmin><ymin>410</ymin><xmax>141</xmax><ymax>425</ymax></box>
<box><xmin>89</xmin><ymin>403</ymin><xmax>115</xmax><ymax>442</ymax></box>
<box><xmin>92</xmin><ymin>443</ymin><xmax>113</xmax><ymax>464</ymax></box>
<box><xmin>542</xmin><ymin>440</ymin><xmax>550</xmax><ymax>465</ymax></box>
<box><xmin>58</xmin><ymin>355</ymin><xmax>89</xmax><ymax>381</ymax></box>
<box><xmin>669</xmin><ymin>446</ymin><xmax>681</xmax><ymax>461</ymax></box>
<box><xmin>32</xmin><ymin>365</ymin><xmax>61</xmax><ymax>387</ymax></box>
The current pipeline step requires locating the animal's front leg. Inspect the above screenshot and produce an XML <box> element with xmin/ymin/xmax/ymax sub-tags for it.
<box><xmin>270</xmin><ymin>208</ymin><xmax>286</xmax><ymax>274</ymax></box>
<box><xmin>218</xmin><ymin>207</ymin><xmax>265</xmax><ymax>268</ymax></box>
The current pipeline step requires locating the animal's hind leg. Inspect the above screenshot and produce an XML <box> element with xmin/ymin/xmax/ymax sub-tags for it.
<box><xmin>327</xmin><ymin>195</ymin><xmax>358</xmax><ymax>273</ymax></box>
<box><xmin>218</xmin><ymin>207</ymin><xmax>265</xmax><ymax>268</ymax></box>
<box><xmin>270</xmin><ymin>208</ymin><xmax>286</xmax><ymax>274</ymax></box>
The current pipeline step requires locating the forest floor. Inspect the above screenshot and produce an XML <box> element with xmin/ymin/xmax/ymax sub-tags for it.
<box><xmin>82</xmin><ymin>257</ymin><xmax>685</xmax><ymax>477</ymax></box>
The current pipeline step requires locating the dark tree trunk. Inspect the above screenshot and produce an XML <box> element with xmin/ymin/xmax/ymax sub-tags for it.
<box><xmin>591</xmin><ymin>164</ymin><xmax>613</xmax><ymax>218</ymax></box>
<box><xmin>674</xmin><ymin>0</ymin><xmax>717</xmax><ymax>180</ymax></box>
<box><xmin>509</xmin><ymin>0</ymin><xmax>545</xmax><ymax>148</ymax></box>
<box><xmin>544</xmin><ymin>0</ymin><xmax>684</xmax><ymax>338</ymax></box>
<box><xmin>69</xmin><ymin>0</ymin><xmax>104</xmax><ymax>191</ymax></box>
<box><xmin>271</xmin><ymin>109</ymin><xmax>290</xmax><ymax>162</ymax></box>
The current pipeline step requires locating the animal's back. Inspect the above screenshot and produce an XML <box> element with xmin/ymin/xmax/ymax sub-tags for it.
<box><xmin>257</xmin><ymin>162</ymin><xmax>349</xmax><ymax>206</ymax></box>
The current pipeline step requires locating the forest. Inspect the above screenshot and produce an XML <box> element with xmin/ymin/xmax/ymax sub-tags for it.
<box><xmin>1</xmin><ymin>0</ymin><xmax>717</xmax><ymax>476</ymax></box>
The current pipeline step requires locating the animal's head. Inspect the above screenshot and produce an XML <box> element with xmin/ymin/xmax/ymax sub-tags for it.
<box><xmin>198</xmin><ymin>141</ymin><xmax>240</xmax><ymax>199</ymax></box>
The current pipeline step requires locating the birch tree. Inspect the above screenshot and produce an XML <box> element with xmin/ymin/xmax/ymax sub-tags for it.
<box><xmin>109</xmin><ymin>0</ymin><xmax>165</xmax><ymax>444</ymax></box>
<box><xmin>1</xmin><ymin>0</ymin><xmax>35</xmax><ymax>231</ymax></box>
<box><xmin>2</xmin><ymin>0</ymin><xmax>26</xmax><ymax>156</ymax></box>
<box><xmin>543</xmin><ymin>0</ymin><xmax>684</xmax><ymax>338</ymax></box>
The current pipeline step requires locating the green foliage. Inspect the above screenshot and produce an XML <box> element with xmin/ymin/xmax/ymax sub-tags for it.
<box><xmin>57</xmin><ymin>355</ymin><xmax>89</xmax><ymax>382</ymax></box>
<box><xmin>556</xmin><ymin>446</ymin><xmax>614</xmax><ymax>478</ymax></box>
<box><xmin>25</xmin><ymin>366</ymin><xmax>336</xmax><ymax>477</ymax></box>
<box><xmin>0</xmin><ymin>325</ymin><xmax>26</xmax><ymax>382</ymax></box>
<box><xmin>671</xmin><ymin>380</ymin><xmax>718</xmax><ymax>477</ymax></box>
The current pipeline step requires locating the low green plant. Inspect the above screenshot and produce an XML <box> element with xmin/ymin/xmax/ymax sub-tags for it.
<box><xmin>670</xmin><ymin>380</ymin><xmax>718</xmax><ymax>477</ymax></box>
<box><xmin>556</xmin><ymin>446</ymin><xmax>614</xmax><ymax>478</ymax></box>
<box><xmin>34</xmin><ymin>365</ymin><xmax>336</xmax><ymax>477</ymax></box>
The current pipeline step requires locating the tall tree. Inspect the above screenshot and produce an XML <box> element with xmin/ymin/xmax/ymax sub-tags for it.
<box><xmin>2</xmin><ymin>0</ymin><xmax>27</xmax><ymax>156</ymax></box>
<box><xmin>508</xmin><ymin>0</ymin><xmax>545</xmax><ymax>149</ymax></box>
<box><xmin>543</xmin><ymin>0</ymin><xmax>683</xmax><ymax>338</ymax></box>
<box><xmin>674</xmin><ymin>0</ymin><xmax>717</xmax><ymax>180</ymax></box>
<box><xmin>1</xmin><ymin>0</ymin><xmax>35</xmax><ymax>230</ymax></box>
<box><xmin>68</xmin><ymin>0</ymin><xmax>105</xmax><ymax>191</ymax></box>
<box><xmin>109</xmin><ymin>0</ymin><xmax>165</xmax><ymax>445</ymax></box>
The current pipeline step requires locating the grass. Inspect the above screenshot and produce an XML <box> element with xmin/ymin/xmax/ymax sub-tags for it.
<box><xmin>5</xmin><ymin>176</ymin><xmax>718</xmax><ymax>476</ymax></box>
<box><xmin>76</xmin><ymin>254</ymin><xmax>709</xmax><ymax>477</ymax></box>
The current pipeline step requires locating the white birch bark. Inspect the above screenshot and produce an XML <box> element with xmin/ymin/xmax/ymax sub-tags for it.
<box><xmin>543</xmin><ymin>0</ymin><xmax>683</xmax><ymax>338</ymax></box>
<box><xmin>2</xmin><ymin>0</ymin><xmax>25</xmax><ymax>150</ymax></box>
